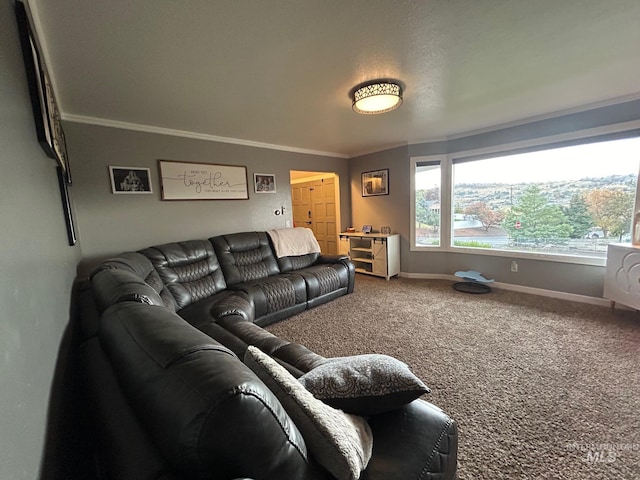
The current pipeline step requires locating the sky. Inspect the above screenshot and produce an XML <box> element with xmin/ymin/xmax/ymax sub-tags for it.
<box><xmin>416</xmin><ymin>137</ymin><xmax>640</xmax><ymax>188</ymax></box>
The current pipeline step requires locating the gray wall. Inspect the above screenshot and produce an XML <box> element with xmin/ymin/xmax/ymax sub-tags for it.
<box><xmin>0</xmin><ymin>0</ymin><xmax>84</xmax><ymax>478</ymax></box>
<box><xmin>65</xmin><ymin>122</ymin><xmax>351</xmax><ymax>276</ymax></box>
<box><xmin>350</xmin><ymin>101</ymin><xmax>640</xmax><ymax>298</ymax></box>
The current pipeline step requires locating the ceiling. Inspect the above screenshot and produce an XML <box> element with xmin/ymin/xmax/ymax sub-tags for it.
<box><xmin>28</xmin><ymin>0</ymin><xmax>640</xmax><ymax>158</ymax></box>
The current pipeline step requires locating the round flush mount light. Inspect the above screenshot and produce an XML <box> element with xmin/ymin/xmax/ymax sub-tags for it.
<box><xmin>352</xmin><ymin>80</ymin><xmax>403</xmax><ymax>114</ymax></box>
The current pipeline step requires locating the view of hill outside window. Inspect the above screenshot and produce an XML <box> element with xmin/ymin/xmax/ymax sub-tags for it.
<box><xmin>415</xmin><ymin>137</ymin><xmax>640</xmax><ymax>258</ymax></box>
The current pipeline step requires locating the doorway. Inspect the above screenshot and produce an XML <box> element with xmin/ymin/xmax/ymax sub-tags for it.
<box><xmin>290</xmin><ymin>171</ymin><xmax>340</xmax><ymax>254</ymax></box>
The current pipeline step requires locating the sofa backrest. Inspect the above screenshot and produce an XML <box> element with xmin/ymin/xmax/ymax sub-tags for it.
<box><xmin>140</xmin><ymin>240</ymin><xmax>227</xmax><ymax>311</ymax></box>
<box><xmin>276</xmin><ymin>252</ymin><xmax>320</xmax><ymax>273</ymax></box>
<box><xmin>99</xmin><ymin>302</ymin><xmax>320</xmax><ymax>479</ymax></box>
<box><xmin>210</xmin><ymin>232</ymin><xmax>280</xmax><ymax>286</ymax></box>
<box><xmin>90</xmin><ymin>252</ymin><xmax>178</xmax><ymax>313</ymax></box>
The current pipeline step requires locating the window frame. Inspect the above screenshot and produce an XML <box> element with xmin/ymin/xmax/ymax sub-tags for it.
<box><xmin>410</xmin><ymin>123</ymin><xmax>640</xmax><ymax>266</ymax></box>
<box><xmin>411</xmin><ymin>155</ymin><xmax>446</xmax><ymax>248</ymax></box>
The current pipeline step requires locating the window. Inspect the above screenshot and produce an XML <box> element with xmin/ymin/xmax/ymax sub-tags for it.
<box><xmin>414</xmin><ymin>159</ymin><xmax>442</xmax><ymax>247</ymax></box>
<box><xmin>451</xmin><ymin>137</ymin><xmax>640</xmax><ymax>259</ymax></box>
<box><xmin>412</xmin><ymin>135</ymin><xmax>640</xmax><ymax>263</ymax></box>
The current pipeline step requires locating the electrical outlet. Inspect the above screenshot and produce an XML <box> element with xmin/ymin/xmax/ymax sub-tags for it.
<box><xmin>511</xmin><ymin>261</ymin><xmax>518</xmax><ymax>273</ymax></box>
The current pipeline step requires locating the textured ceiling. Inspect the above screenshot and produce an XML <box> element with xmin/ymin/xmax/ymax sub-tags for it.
<box><xmin>28</xmin><ymin>0</ymin><xmax>640</xmax><ymax>157</ymax></box>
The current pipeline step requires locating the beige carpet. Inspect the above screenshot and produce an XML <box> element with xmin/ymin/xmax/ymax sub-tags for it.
<box><xmin>266</xmin><ymin>274</ymin><xmax>640</xmax><ymax>480</ymax></box>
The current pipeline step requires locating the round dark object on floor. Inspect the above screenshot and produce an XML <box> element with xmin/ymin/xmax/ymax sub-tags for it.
<box><xmin>453</xmin><ymin>281</ymin><xmax>492</xmax><ymax>294</ymax></box>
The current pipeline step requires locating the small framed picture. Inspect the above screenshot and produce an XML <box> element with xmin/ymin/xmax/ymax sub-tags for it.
<box><xmin>362</xmin><ymin>169</ymin><xmax>389</xmax><ymax>196</ymax></box>
<box><xmin>254</xmin><ymin>173</ymin><xmax>276</xmax><ymax>193</ymax></box>
<box><xmin>109</xmin><ymin>166</ymin><xmax>153</xmax><ymax>194</ymax></box>
<box><xmin>362</xmin><ymin>225</ymin><xmax>372</xmax><ymax>234</ymax></box>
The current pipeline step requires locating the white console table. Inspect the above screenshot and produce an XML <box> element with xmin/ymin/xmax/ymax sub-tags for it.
<box><xmin>339</xmin><ymin>232</ymin><xmax>400</xmax><ymax>281</ymax></box>
<box><xmin>603</xmin><ymin>243</ymin><xmax>640</xmax><ymax>311</ymax></box>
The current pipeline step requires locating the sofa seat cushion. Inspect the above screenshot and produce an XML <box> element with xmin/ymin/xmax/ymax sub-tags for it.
<box><xmin>99</xmin><ymin>302</ymin><xmax>320</xmax><ymax>480</ymax></box>
<box><xmin>233</xmin><ymin>274</ymin><xmax>307</xmax><ymax>321</ymax></box>
<box><xmin>295</xmin><ymin>263</ymin><xmax>351</xmax><ymax>306</ymax></box>
<box><xmin>213</xmin><ymin>316</ymin><xmax>327</xmax><ymax>376</ymax></box>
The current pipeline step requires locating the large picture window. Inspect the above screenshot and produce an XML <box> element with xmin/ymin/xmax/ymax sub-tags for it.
<box><xmin>451</xmin><ymin>137</ymin><xmax>640</xmax><ymax>259</ymax></box>
<box><xmin>413</xmin><ymin>135</ymin><xmax>640</xmax><ymax>262</ymax></box>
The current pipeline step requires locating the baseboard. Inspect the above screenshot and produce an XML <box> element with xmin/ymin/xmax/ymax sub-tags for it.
<box><xmin>398</xmin><ymin>272</ymin><xmax>613</xmax><ymax>308</ymax></box>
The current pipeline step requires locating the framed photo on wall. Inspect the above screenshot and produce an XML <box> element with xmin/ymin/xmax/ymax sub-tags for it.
<box><xmin>109</xmin><ymin>166</ymin><xmax>153</xmax><ymax>194</ymax></box>
<box><xmin>254</xmin><ymin>173</ymin><xmax>276</xmax><ymax>193</ymax></box>
<box><xmin>362</xmin><ymin>169</ymin><xmax>389</xmax><ymax>196</ymax></box>
<box><xmin>15</xmin><ymin>1</ymin><xmax>72</xmax><ymax>184</ymax></box>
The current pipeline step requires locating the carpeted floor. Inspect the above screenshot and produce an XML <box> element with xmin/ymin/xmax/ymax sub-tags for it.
<box><xmin>266</xmin><ymin>274</ymin><xmax>640</xmax><ymax>480</ymax></box>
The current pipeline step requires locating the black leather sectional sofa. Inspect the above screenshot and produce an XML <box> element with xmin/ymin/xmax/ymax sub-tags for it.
<box><xmin>76</xmin><ymin>230</ymin><xmax>458</xmax><ymax>480</ymax></box>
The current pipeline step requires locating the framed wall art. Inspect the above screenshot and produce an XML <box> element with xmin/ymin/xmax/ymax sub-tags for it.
<box><xmin>362</xmin><ymin>169</ymin><xmax>389</xmax><ymax>197</ymax></box>
<box><xmin>57</xmin><ymin>166</ymin><xmax>76</xmax><ymax>245</ymax></box>
<box><xmin>158</xmin><ymin>160</ymin><xmax>249</xmax><ymax>200</ymax></box>
<box><xmin>15</xmin><ymin>1</ymin><xmax>72</xmax><ymax>184</ymax></box>
<box><xmin>254</xmin><ymin>173</ymin><xmax>276</xmax><ymax>193</ymax></box>
<box><xmin>109</xmin><ymin>166</ymin><xmax>153</xmax><ymax>194</ymax></box>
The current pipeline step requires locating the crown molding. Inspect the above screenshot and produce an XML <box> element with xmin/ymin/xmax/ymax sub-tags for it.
<box><xmin>409</xmin><ymin>93</ymin><xmax>640</xmax><ymax>147</ymax></box>
<box><xmin>61</xmin><ymin>113</ymin><xmax>349</xmax><ymax>159</ymax></box>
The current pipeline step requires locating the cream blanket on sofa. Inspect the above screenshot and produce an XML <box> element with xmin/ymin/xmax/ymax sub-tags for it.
<box><xmin>267</xmin><ymin>227</ymin><xmax>321</xmax><ymax>258</ymax></box>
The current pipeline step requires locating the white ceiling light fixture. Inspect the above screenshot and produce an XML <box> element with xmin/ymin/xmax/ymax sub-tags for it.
<box><xmin>352</xmin><ymin>80</ymin><xmax>403</xmax><ymax>114</ymax></box>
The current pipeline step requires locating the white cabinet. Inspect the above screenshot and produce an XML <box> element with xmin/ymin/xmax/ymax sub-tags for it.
<box><xmin>603</xmin><ymin>243</ymin><xmax>640</xmax><ymax>311</ymax></box>
<box><xmin>339</xmin><ymin>232</ymin><xmax>400</xmax><ymax>280</ymax></box>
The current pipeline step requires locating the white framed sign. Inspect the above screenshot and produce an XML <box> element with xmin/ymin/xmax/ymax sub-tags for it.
<box><xmin>158</xmin><ymin>160</ymin><xmax>249</xmax><ymax>200</ymax></box>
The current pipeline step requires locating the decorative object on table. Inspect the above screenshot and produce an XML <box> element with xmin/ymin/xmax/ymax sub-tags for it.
<box><xmin>361</xmin><ymin>225</ymin><xmax>372</xmax><ymax>234</ymax></box>
<box><xmin>381</xmin><ymin>226</ymin><xmax>391</xmax><ymax>235</ymax></box>
<box><xmin>346</xmin><ymin>227</ymin><xmax>356</xmax><ymax>233</ymax></box>
<box><xmin>254</xmin><ymin>173</ymin><xmax>276</xmax><ymax>193</ymax></box>
<box><xmin>109</xmin><ymin>166</ymin><xmax>153</xmax><ymax>194</ymax></box>
<box><xmin>158</xmin><ymin>160</ymin><xmax>248</xmax><ymax>200</ymax></box>
<box><xmin>361</xmin><ymin>169</ymin><xmax>389</xmax><ymax>197</ymax></box>
<box><xmin>453</xmin><ymin>270</ymin><xmax>494</xmax><ymax>294</ymax></box>
<box><xmin>15</xmin><ymin>1</ymin><xmax>72</xmax><ymax>185</ymax></box>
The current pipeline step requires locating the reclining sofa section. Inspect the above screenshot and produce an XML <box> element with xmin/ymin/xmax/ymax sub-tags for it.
<box><xmin>78</xmin><ymin>229</ymin><xmax>458</xmax><ymax>480</ymax></box>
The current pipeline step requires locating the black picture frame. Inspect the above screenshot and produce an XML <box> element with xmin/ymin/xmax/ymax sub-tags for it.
<box><xmin>109</xmin><ymin>166</ymin><xmax>153</xmax><ymax>194</ymax></box>
<box><xmin>15</xmin><ymin>1</ymin><xmax>72</xmax><ymax>185</ymax></box>
<box><xmin>254</xmin><ymin>173</ymin><xmax>276</xmax><ymax>193</ymax></box>
<box><xmin>57</xmin><ymin>166</ymin><xmax>76</xmax><ymax>246</ymax></box>
<box><xmin>362</xmin><ymin>169</ymin><xmax>389</xmax><ymax>197</ymax></box>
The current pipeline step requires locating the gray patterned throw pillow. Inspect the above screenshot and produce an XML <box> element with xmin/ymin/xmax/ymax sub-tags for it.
<box><xmin>298</xmin><ymin>354</ymin><xmax>430</xmax><ymax>415</ymax></box>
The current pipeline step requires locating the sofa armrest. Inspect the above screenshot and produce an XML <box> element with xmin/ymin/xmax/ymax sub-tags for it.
<box><xmin>315</xmin><ymin>254</ymin><xmax>349</xmax><ymax>264</ymax></box>
<box><xmin>362</xmin><ymin>399</ymin><xmax>458</xmax><ymax>480</ymax></box>
<box><xmin>316</xmin><ymin>254</ymin><xmax>355</xmax><ymax>294</ymax></box>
